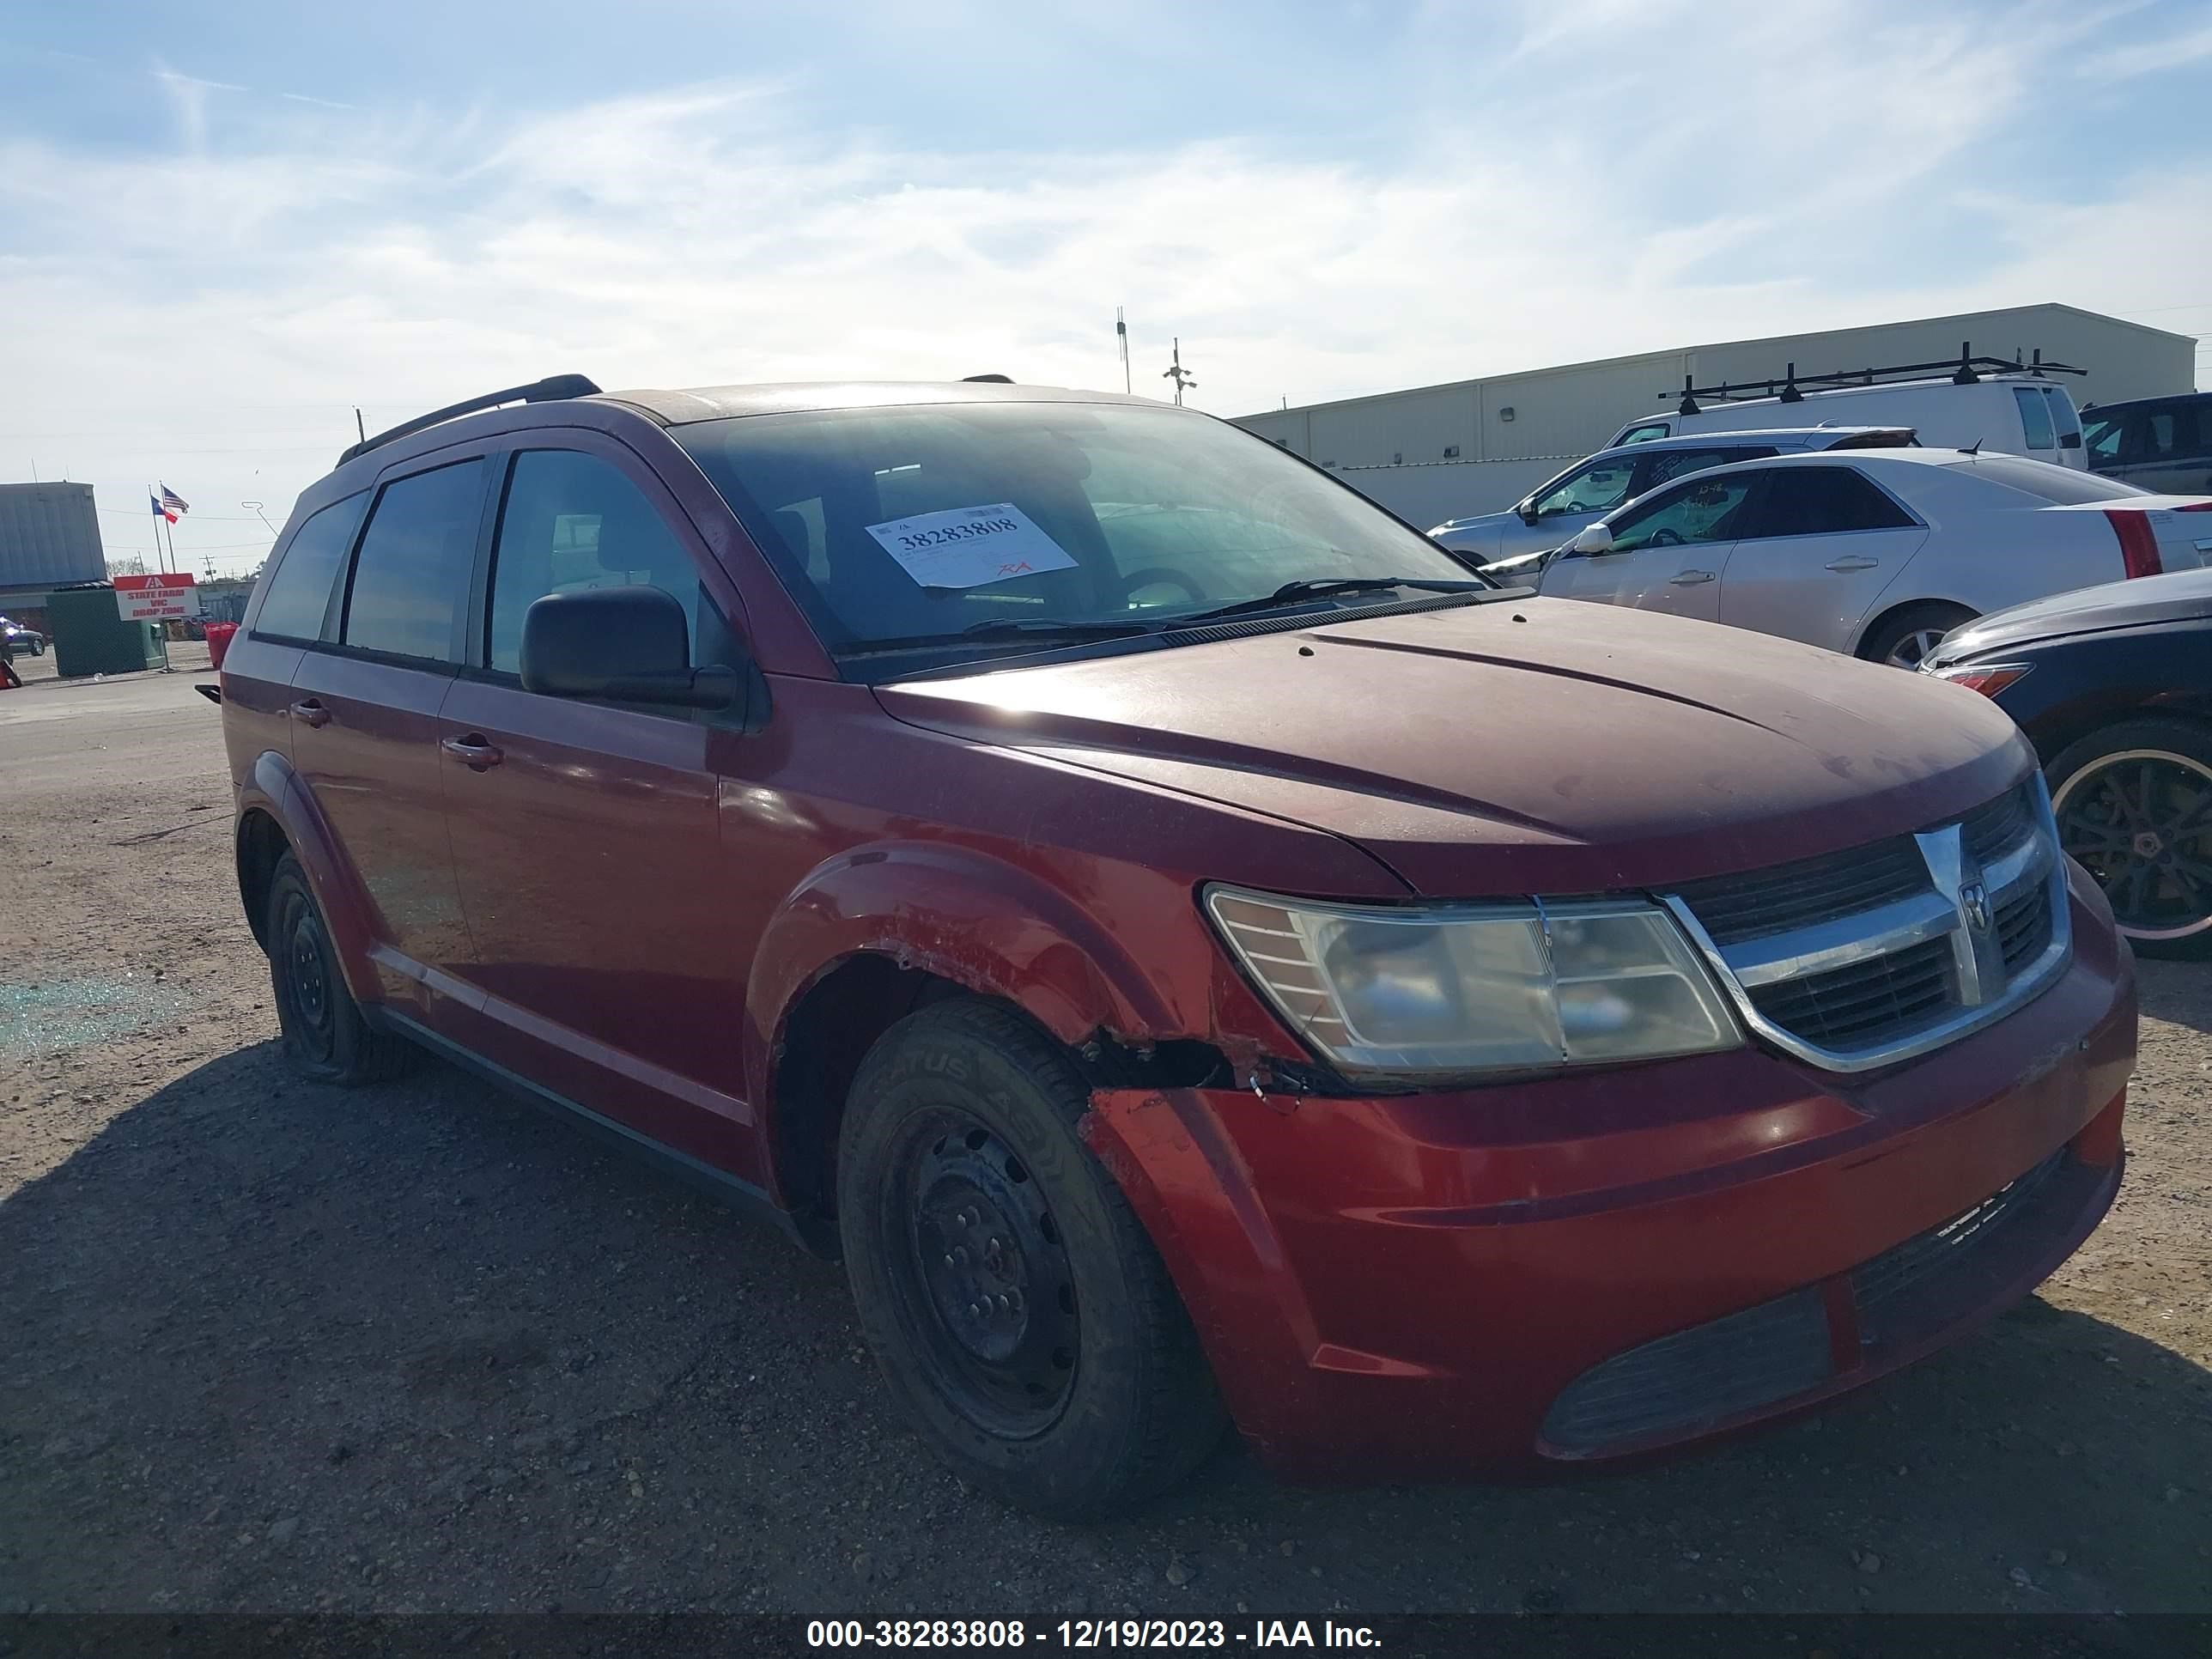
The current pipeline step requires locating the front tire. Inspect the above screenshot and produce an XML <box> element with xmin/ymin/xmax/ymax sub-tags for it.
<box><xmin>265</xmin><ymin>852</ymin><xmax>416</xmax><ymax>1082</ymax></box>
<box><xmin>2049</xmin><ymin>718</ymin><xmax>2212</xmax><ymax>959</ymax></box>
<box><xmin>837</xmin><ymin>999</ymin><xmax>1226</xmax><ymax>1519</ymax></box>
<box><xmin>1859</xmin><ymin>602</ymin><xmax>1975</xmax><ymax>670</ymax></box>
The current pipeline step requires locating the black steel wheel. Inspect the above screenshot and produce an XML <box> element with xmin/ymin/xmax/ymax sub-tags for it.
<box><xmin>838</xmin><ymin>999</ymin><xmax>1226</xmax><ymax>1518</ymax></box>
<box><xmin>2051</xmin><ymin>720</ymin><xmax>2212</xmax><ymax>958</ymax></box>
<box><xmin>894</xmin><ymin>1109</ymin><xmax>1082</xmax><ymax>1437</ymax></box>
<box><xmin>264</xmin><ymin>853</ymin><xmax>416</xmax><ymax>1082</ymax></box>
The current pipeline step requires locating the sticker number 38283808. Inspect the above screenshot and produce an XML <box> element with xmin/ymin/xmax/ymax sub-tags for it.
<box><xmin>863</xmin><ymin>502</ymin><xmax>1079</xmax><ymax>589</ymax></box>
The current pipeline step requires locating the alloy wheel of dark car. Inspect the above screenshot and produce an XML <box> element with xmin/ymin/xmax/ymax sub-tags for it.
<box><xmin>2053</xmin><ymin>742</ymin><xmax>2212</xmax><ymax>952</ymax></box>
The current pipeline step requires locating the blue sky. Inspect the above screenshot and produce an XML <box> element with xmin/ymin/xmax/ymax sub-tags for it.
<box><xmin>3</xmin><ymin>0</ymin><xmax>2209</xmax><ymax>574</ymax></box>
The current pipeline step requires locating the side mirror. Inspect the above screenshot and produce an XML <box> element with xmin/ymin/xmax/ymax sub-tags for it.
<box><xmin>520</xmin><ymin>586</ymin><xmax>738</xmax><ymax>710</ymax></box>
<box><xmin>1566</xmin><ymin>524</ymin><xmax>1616</xmax><ymax>556</ymax></box>
<box><xmin>1516</xmin><ymin>501</ymin><xmax>1541</xmax><ymax>526</ymax></box>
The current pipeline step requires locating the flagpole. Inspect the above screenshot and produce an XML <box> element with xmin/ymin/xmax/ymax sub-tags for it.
<box><xmin>149</xmin><ymin>483</ymin><xmax>164</xmax><ymax>574</ymax></box>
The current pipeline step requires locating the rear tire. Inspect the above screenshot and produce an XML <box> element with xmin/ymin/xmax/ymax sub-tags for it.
<box><xmin>837</xmin><ymin>998</ymin><xmax>1226</xmax><ymax>1520</ymax></box>
<box><xmin>2048</xmin><ymin>718</ymin><xmax>2212</xmax><ymax>960</ymax></box>
<box><xmin>1859</xmin><ymin>602</ymin><xmax>1975</xmax><ymax>670</ymax></box>
<box><xmin>265</xmin><ymin>852</ymin><xmax>416</xmax><ymax>1083</ymax></box>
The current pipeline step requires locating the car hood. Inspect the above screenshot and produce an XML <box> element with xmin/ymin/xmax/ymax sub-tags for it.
<box><xmin>876</xmin><ymin>599</ymin><xmax>2029</xmax><ymax>897</ymax></box>
<box><xmin>1930</xmin><ymin>566</ymin><xmax>2212</xmax><ymax>662</ymax></box>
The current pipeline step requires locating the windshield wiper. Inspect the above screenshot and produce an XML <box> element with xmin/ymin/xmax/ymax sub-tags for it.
<box><xmin>959</xmin><ymin>616</ymin><xmax>1169</xmax><ymax>639</ymax></box>
<box><xmin>1180</xmin><ymin>576</ymin><xmax>1492</xmax><ymax>625</ymax></box>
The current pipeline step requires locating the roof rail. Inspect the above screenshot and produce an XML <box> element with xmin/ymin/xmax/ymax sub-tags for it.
<box><xmin>337</xmin><ymin>373</ymin><xmax>603</xmax><ymax>466</ymax></box>
<box><xmin>1666</xmin><ymin>343</ymin><xmax>2084</xmax><ymax>415</ymax></box>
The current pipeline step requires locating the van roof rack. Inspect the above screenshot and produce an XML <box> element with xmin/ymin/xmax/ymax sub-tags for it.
<box><xmin>1664</xmin><ymin>343</ymin><xmax>2084</xmax><ymax>416</ymax></box>
<box><xmin>338</xmin><ymin>373</ymin><xmax>603</xmax><ymax>465</ymax></box>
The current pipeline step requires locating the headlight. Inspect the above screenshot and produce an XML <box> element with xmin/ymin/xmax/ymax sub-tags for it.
<box><xmin>1206</xmin><ymin>886</ymin><xmax>1741</xmax><ymax>1079</ymax></box>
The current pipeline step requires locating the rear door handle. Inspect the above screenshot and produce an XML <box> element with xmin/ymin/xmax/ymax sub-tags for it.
<box><xmin>289</xmin><ymin>698</ymin><xmax>331</xmax><ymax>728</ymax></box>
<box><xmin>441</xmin><ymin>734</ymin><xmax>505</xmax><ymax>769</ymax></box>
<box><xmin>1825</xmin><ymin>556</ymin><xmax>1880</xmax><ymax>572</ymax></box>
<box><xmin>1668</xmin><ymin>569</ymin><xmax>1715</xmax><ymax>586</ymax></box>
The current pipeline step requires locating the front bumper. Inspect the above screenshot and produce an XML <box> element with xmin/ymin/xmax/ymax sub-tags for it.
<box><xmin>1083</xmin><ymin>866</ymin><xmax>2136</xmax><ymax>1480</ymax></box>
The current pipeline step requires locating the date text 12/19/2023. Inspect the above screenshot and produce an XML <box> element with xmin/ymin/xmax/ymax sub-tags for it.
<box><xmin>806</xmin><ymin>1620</ymin><xmax>1382</xmax><ymax>1650</ymax></box>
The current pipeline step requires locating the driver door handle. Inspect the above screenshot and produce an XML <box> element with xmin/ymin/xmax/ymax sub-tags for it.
<box><xmin>1825</xmin><ymin>556</ymin><xmax>1880</xmax><ymax>572</ymax></box>
<box><xmin>441</xmin><ymin>734</ymin><xmax>505</xmax><ymax>769</ymax></box>
<box><xmin>1668</xmin><ymin>569</ymin><xmax>1716</xmax><ymax>586</ymax></box>
<box><xmin>289</xmin><ymin>698</ymin><xmax>331</xmax><ymax>728</ymax></box>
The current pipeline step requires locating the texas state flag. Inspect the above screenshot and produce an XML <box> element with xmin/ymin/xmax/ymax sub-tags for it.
<box><xmin>151</xmin><ymin>492</ymin><xmax>178</xmax><ymax>525</ymax></box>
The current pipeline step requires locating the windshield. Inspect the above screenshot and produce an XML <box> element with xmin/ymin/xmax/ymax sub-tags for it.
<box><xmin>674</xmin><ymin>401</ymin><xmax>1484</xmax><ymax>668</ymax></box>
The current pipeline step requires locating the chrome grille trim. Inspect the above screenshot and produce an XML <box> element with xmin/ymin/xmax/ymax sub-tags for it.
<box><xmin>1662</xmin><ymin>777</ymin><xmax>2073</xmax><ymax>1073</ymax></box>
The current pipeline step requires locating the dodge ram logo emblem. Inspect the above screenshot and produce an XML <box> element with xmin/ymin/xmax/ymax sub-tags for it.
<box><xmin>1959</xmin><ymin>881</ymin><xmax>1991</xmax><ymax>934</ymax></box>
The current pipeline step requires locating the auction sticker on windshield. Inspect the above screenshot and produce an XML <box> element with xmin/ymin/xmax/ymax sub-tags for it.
<box><xmin>866</xmin><ymin>502</ymin><xmax>1079</xmax><ymax>589</ymax></box>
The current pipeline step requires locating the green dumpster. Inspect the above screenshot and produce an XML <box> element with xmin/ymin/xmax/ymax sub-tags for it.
<box><xmin>46</xmin><ymin>584</ymin><xmax>167</xmax><ymax>678</ymax></box>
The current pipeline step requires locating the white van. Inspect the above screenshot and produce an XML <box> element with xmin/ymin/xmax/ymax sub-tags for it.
<box><xmin>1608</xmin><ymin>356</ymin><xmax>2087</xmax><ymax>470</ymax></box>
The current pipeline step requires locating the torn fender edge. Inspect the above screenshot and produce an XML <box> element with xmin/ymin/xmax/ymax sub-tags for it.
<box><xmin>1079</xmin><ymin>1085</ymin><xmax>1326</xmax><ymax>1462</ymax></box>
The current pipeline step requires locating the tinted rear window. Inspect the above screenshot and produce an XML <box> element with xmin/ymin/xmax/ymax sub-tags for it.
<box><xmin>342</xmin><ymin>460</ymin><xmax>486</xmax><ymax>661</ymax></box>
<box><xmin>1751</xmin><ymin>466</ymin><xmax>1917</xmax><ymax>536</ymax></box>
<box><xmin>2013</xmin><ymin>387</ymin><xmax>2055</xmax><ymax>451</ymax></box>
<box><xmin>1958</xmin><ymin>455</ymin><xmax>2152</xmax><ymax>505</ymax></box>
<box><xmin>254</xmin><ymin>492</ymin><xmax>367</xmax><ymax>641</ymax></box>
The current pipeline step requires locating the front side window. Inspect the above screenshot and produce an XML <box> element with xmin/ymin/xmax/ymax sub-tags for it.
<box><xmin>1603</xmin><ymin>472</ymin><xmax>1760</xmax><ymax>553</ymax></box>
<box><xmin>1615</xmin><ymin>422</ymin><xmax>1670</xmax><ymax>445</ymax></box>
<box><xmin>254</xmin><ymin>491</ymin><xmax>367</xmax><ymax>641</ymax></box>
<box><xmin>1531</xmin><ymin>457</ymin><xmax>1637</xmax><ymax>518</ymax></box>
<box><xmin>675</xmin><ymin>401</ymin><xmax>1482</xmax><ymax>672</ymax></box>
<box><xmin>1744</xmin><ymin>466</ymin><xmax>1917</xmax><ymax>538</ymax></box>
<box><xmin>486</xmin><ymin>450</ymin><xmax>705</xmax><ymax>674</ymax></box>
<box><xmin>2014</xmin><ymin>386</ymin><xmax>2056</xmax><ymax>451</ymax></box>
<box><xmin>342</xmin><ymin>460</ymin><xmax>485</xmax><ymax>662</ymax></box>
<box><xmin>2083</xmin><ymin>412</ymin><xmax>2127</xmax><ymax>466</ymax></box>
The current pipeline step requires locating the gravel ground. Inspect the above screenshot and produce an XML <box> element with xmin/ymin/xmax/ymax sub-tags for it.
<box><xmin>2</xmin><ymin>653</ymin><xmax>2209</xmax><ymax>1619</ymax></box>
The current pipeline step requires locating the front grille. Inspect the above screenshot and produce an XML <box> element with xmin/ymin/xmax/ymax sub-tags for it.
<box><xmin>1671</xmin><ymin>838</ymin><xmax>1930</xmax><ymax>947</ymax></box>
<box><xmin>1962</xmin><ymin>783</ymin><xmax>2033</xmax><ymax>865</ymax></box>
<box><xmin>1542</xmin><ymin>1151</ymin><xmax>2098</xmax><ymax>1457</ymax></box>
<box><xmin>1996</xmin><ymin>884</ymin><xmax>2051</xmax><ymax>972</ymax></box>
<box><xmin>1747</xmin><ymin>933</ymin><xmax>1954</xmax><ymax>1049</ymax></box>
<box><xmin>1668</xmin><ymin>779</ymin><xmax>2065</xmax><ymax>1067</ymax></box>
<box><xmin>1853</xmin><ymin>1152</ymin><xmax>2065</xmax><ymax>1349</ymax></box>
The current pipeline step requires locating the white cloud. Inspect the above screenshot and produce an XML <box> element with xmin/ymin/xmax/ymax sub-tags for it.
<box><xmin>1</xmin><ymin>0</ymin><xmax>2205</xmax><ymax>573</ymax></box>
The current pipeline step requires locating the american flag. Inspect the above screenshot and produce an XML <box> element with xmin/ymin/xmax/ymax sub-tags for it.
<box><xmin>160</xmin><ymin>485</ymin><xmax>190</xmax><ymax>518</ymax></box>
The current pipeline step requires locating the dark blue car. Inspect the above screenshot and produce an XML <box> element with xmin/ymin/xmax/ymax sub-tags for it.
<box><xmin>1926</xmin><ymin>566</ymin><xmax>2212</xmax><ymax>957</ymax></box>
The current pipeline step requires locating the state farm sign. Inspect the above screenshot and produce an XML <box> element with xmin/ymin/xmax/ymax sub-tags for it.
<box><xmin>113</xmin><ymin>573</ymin><xmax>201</xmax><ymax>622</ymax></box>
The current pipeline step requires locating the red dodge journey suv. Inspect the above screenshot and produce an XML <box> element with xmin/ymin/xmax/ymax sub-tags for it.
<box><xmin>219</xmin><ymin>374</ymin><xmax>2136</xmax><ymax>1518</ymax></box>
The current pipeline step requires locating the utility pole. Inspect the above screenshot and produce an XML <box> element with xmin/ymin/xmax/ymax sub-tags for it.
<box><xmin>1116</xmin><ymin>307</ymin><xmax>1131</xmax><ymax>394</ymax></box>
<box><xmin>1162</xmin><ymin>337</ymin><xmax>1195</xmax><ymax>406</ymax></box>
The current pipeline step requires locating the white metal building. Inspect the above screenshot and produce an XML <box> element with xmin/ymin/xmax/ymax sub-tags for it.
<box><xmin>1230</xmin><ymin>303</ymin><xmax>2197</xmax><ymax>527</ymax></box>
